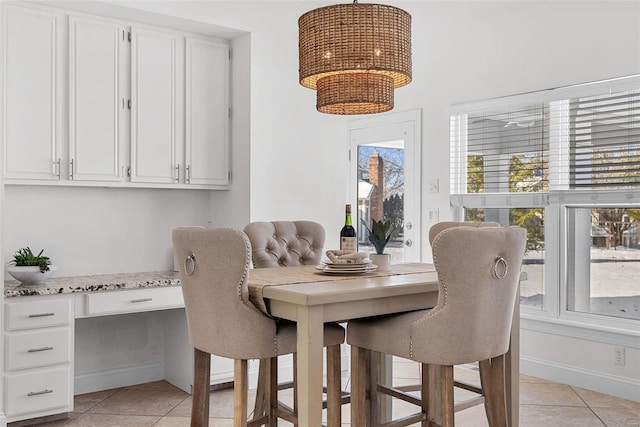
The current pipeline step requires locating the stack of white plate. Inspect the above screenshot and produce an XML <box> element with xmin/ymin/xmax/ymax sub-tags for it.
<box><xmin>315</xmin><ymin>260</ymin><xmax>377</xmax><ymax>275</ymax></box>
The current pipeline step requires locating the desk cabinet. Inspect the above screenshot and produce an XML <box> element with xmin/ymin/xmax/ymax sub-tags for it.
<box><xmin>80</xmin><ymin>286</ymin><xmax>184</xmax><ymax>317</ymax></box>
<box><xmin>3</xmin><ymin>295</ymin><xmax>74</xmax><ymax>422</ymax></box>
<box><xmin>3</xmin><ymin>282</ymin><xmax>238</xmax><ymax>424</ymax></box>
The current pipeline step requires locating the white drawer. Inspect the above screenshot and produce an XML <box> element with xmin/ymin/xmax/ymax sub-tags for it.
<box><xmin>5</xmin><ymin>366</ymin><xmax>72</xmax><ymax>418</ymax></box>
<box><xmin>5</xmin><ymin>327</ymin><xmax>72</xmax><ymax>371</ymax></box>
<box><xmin>5</xmin><ymin>297</ymin><xmax>72</xmax><ymax>331</ymax></box>
<box><xmin>85</xmin><ymin>286</ymin><xmax>183</xmax><ymax>316</ymax></box>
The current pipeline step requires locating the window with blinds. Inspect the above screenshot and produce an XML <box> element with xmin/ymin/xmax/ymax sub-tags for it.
<box><xmin>450</xmin><ymin>75</ymin><xmax>640</xmax><ymax>197</ymax></box>
<box><xmin>569</xmin><ymin>89</ymin><xmax>640</xmax><ymax>189</ymax></box>
<box><xmin>451</xmin><ymin>104</ymin><xmax>549</xmax><ymax>195</ymax></box>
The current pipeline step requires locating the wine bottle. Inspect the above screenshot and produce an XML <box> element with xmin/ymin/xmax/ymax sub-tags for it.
<box><xmin>340</xmin><ymin>204</ymin><xmax>357</xmax><ymax>253</ymax></box>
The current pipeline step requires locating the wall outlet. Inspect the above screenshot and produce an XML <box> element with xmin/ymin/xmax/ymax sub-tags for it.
<box><xmin>428</xmin><ymin>208</ymin><xmax>439</xmax><ymax>221</ymax></box>
<box><xmin>614</xmin><ymin>347</ymin><xmax>625</xmax><ymax>366</ymax></box>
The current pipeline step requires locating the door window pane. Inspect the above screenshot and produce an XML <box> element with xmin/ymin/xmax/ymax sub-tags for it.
<box><xmin>465</xmin><ymin>207</ymin><xmax>545</xmax><ymax>310</ymax></box>
<box><xmin>567</xmin><ymin>207</ymin><xmax>640</xmax><ymax>320</ymax></box>
<box><xmin>357</xmin><ymin>145</ymin><xmax>406</xmax><ymax>262</ymax></box>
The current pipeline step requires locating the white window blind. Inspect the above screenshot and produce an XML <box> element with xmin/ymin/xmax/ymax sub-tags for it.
<box><xmin>569</xmin><ymin>89</ymin><xmax>640</xmax><ymax>189</ymax></box>
<box><xmin>450</xmin><ymin>103</ymin><xmax>549</xmax><ymax>195</ymax></box>
<box><xmin>450</xmin><ymin>75</ymin><xmax>640</xmax><ymax>199</ymax></box>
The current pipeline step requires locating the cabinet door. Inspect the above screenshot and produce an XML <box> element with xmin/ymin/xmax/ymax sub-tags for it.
<box><xmin>69</xmin><ymin>15</ymin><xmax>126</xmax><ymax>181</ymax></box>
<box><xmin>130</xmin><ymin>28</ymin><xmax>182</xmax><ymax>184</ymax></box>
<box><xmin>2</xmin><ymin>5</ymin><xmax>63</xmax><ymax>180</ymax></box>
<box><xmin>185</xmin><ymin>38</ymin><xmax>229</xmax><ymax>186</ymax></box>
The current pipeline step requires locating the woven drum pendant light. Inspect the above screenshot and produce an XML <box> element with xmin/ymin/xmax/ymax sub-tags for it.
<box><xmin>298</xmin><ymin>1</ymin><xmax>412</xmax><ymax>115</ymax></box>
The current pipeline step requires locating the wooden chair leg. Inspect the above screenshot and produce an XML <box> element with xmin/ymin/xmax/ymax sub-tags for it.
<box><xmin>425</xmin><ymin>364</ymin><xmax>443</xmax><ymax>427</ymax></box>
<box><xmin>234</xmin><ymin>359</ymin><xmax>248</xmax><ymax>427</ymax></box>
<box><xmin>192</xmin><ymin>348</ymin><xmax>211</xmax><ymax>427</ymax></box>
<box><xmin>480</xmin><ymin>355</ymin><xmax>508</xmax><ymax>427</ymax></box>
<box><xmin>421</xmin><ymin>363</ymin><xmax>429</xmax><ymax>427</ymax></box>
<box><xmin>369</xmin><ymin>350</ymin><xmax>381</xmax><ymax>426</ymax></box>
<box><xmin>350</xmin><ymin>345</ymin><xmax>368</xmax><ymax>427</ymax></box>
<box><xmin>326</xmin><ymin>344</ymin><xmax>342</xmax><ymax>427</ymax></box>
<box><xmin>441</xmin><ymin>365</ymin><xmax>454</xmax><ymax>427</ymax></box>
<box><xmin>293</xmin><ymin>353</ymin><xmax>298</xmax><ymax>421</ymax></box>
<box><xmin>268</xmin><ymin>357</ymin><xmax>278</xmax><ymax>427</ymax></box>
<box><xmin>253</xmin><ymin>359</ymin><xmax>268</xmax><ymax>419</ymax></box>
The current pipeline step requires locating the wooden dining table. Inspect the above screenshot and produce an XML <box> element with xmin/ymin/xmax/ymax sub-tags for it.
<box><xmin>248</xmin><ymin>263</ymin><xmax>521</xmax><ymax>427</ymax></box>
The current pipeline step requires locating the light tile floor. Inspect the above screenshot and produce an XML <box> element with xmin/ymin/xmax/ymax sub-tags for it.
<box><xmin>12</xmin><ymin>359</ymin><xmax>640</xmax><ymax>427</ymax></box>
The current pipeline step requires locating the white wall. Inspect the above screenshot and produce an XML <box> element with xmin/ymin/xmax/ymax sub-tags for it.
<box><xmin>4</xmin><ymin>186</ymin><xmax>212</xmax><ymax>276</ymax></box>
<box><xmin>210</xmin><ymin>33</ymin><xmax>252</xmax><ymax>230</ymax></box>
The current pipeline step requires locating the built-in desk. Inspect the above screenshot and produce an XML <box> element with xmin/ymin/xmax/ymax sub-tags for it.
<box><xmin>3</xmin><ymin>272</ymin><xmax>203</xmax><ymax>424</ymax></box>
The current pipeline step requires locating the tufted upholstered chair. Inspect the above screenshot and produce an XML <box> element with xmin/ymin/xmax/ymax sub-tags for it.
<box><xmin>347</xmin><ymin>225</ymin><xmax>526</xmax><ymax>427</ymax></box>
<box><xmin>244</xmin><ymin>221</ymin><xmax>325</xmax><ymax>268</ymax></box>
<box><xmin>243</xmin><ymin>220</ymin><xmax>346</xmax><ymax>426</ymax></box>
<box><xmin>172</xmin><ymin>227</ymin><xmax>345</xmax><ymax>427</ymax></box>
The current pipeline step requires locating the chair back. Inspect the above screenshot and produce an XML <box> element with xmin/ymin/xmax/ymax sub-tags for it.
<box><xmin>411</xmin><ymin>226</ymin><xmax>526</xmax><ymax>365</ymax></box>
<box><xmin>244</xmin><ymin>221</ymin><xmax>325</xmax><ymax>268</ymax></box>
<box><xmin>428</xmin><ymin>221</ymin><xmax>500</xmax><ymax>246</ymax></box>
<box><xmin>172</xmin><ymin>227</ymin><xmax>278</xmax><ymax>360</ymax></box>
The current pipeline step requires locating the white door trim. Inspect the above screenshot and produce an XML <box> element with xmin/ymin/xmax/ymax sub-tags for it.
<box><xmin>347</xmin><ymin>109</ymin><xmax>422</xmax><ymax>261</ymax></box>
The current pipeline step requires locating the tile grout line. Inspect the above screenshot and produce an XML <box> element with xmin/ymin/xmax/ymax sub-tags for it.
<box><xmin>569</xmin><ymin>385</ymin><xmax>609</xmax><ymax>427</ymax></box>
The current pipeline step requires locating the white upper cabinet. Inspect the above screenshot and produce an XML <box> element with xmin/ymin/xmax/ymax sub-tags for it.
<box><xmin>2</xmin><ymin>3</ymin><xmax>230</xmax><ymax>189</ymax></box>
<box><xmin>2</xmin><ymin>5</ymin><xmax>63</xmax><ymax>180</ymax></box>
<box><xmin>130</xmin><ymin>28</ymin><xmax>182</xmax><ymax>184</ymax></box>
<box><xmin>69</xmin><ymin>15</ymin><xmax>126</xmax><ymax>181</ymax></box>
<box><xmin>185</xmin><ymin>38</ymin><xmax>229</xmax><ymax>186</ymax></box>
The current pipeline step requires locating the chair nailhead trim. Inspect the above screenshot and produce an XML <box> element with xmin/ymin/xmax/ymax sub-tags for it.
<box><xmin>410</xmin><ymin>231</ymin><xmax>449</xmax><ymax>359</ymax></box>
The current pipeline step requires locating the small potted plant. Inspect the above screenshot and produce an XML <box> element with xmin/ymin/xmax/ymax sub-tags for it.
<box><xmin>7</xmin><ymin>247</ymin><xmax>58</xmax><ymax>286</ymax></box>
<box><xmin>361</xmin><ymin>219</ymin><xmax>400</xmax><ymax>271</ymax></box>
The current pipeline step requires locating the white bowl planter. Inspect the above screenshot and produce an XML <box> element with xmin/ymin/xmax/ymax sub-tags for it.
<box><xmin>370</xmin><ymin>253</ymin><xmax>391</xmax><ymax>272</ymax></box>
<box><xmin>7</xmin><ymin>265</ymin><xmax>58</xmax><ymax>286</ymax></box>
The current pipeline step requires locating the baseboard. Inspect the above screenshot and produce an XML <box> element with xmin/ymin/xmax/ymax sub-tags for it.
<box><xmin>76</xmin><ymin>362</ymin><xmax>261</xmax><ymax>396</ymax></box>
<box><xmin>0</xmin><ymin>412</ymin><xmax>7</xmax><ymax>427</ymax></box>
<box><xmin>74</xmin><ymin>362</ymin><xmax>165</xmax><ymax>395</ymax></box>
<box><xmin>73</xmin><ymin>347</ymin><xmax>350</xmax><ymax>396</ymax></box>
<box><xmin>521</xmin><ymin>356</ymin><xmax>640</xmax><ymax>402</ymax></box>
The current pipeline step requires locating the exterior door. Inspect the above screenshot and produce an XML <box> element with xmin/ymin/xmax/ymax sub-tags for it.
<box><xmin>347</xmin><ymin>109</ymin><xmax>422</xmax><ymax>262</ymax></box>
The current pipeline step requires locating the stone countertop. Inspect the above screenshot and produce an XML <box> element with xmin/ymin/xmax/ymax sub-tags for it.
<box><xmin>4</xmin><ymin>271</ymin><xmax>180</xmax><ymax>297</ymax></box>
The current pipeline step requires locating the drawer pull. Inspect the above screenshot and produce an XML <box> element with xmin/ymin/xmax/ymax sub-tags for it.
<box><xmin>131</xmin><ymin>298</ymin><xmax>153</xmax><ymax>303</ymax></box>
<box><xmin>28</xmin><ymin>389</ymin><xmax>53</xmax><ymax>397</ymax></box>
<box><xmin>28</xmin><ymin>346</ymin><xmax>54</xmax><ymax>353</ymax></box>
<box><xmin>28</xmin><ymin>312</ymin><xmax>55</xmax><ymax>318</ymax></box>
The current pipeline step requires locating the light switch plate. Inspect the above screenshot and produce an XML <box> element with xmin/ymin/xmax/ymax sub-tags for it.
<box><xmin>428</xmin><ymin>179</ymin><xmax>439</xmax><ymax>193</ymax></box>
